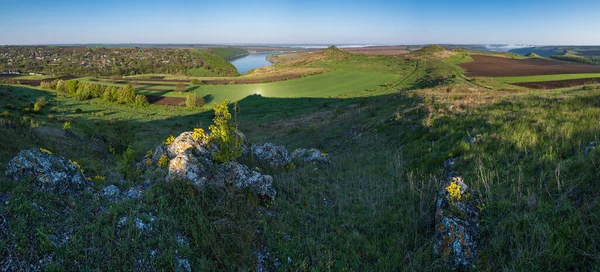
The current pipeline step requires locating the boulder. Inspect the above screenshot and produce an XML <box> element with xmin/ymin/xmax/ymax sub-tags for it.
<box><xmin>6</xmin><ymin>148</ymin><xmax>92</xmax><ymax>194</ymax></box>
<box><xmin>291</xmin><ymin>148</ymin><xmax>332</xmax><ymax>164</ymax></box>
<box><xmin>251</xmin><ymin>143</ymin><xmax>291</xmax><ymax>169</ymax></box>
<box><xmin>166</xmin><ymin>154</ymin><xmax>209</xmax><ymax>187</ymax></box>
<box><xmin>102</xmin><ymin>185</ymin><xmax>120</xmax><ymax>200</ymax></box>
<box><xmin>434</xmin><ymin>177</ymin><xmax>481</xmax><ymax>270</ymax></box>
<box><xmin>216</xmin><ymin>162</ymin><xmax>276</xmax><ymax>199</ymax></box>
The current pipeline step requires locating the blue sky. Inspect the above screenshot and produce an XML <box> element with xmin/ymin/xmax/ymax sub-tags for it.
<box><xmin>1</xmin><ymin>0</ymin><xmax>600</xmax><ymax>45</ymax></box>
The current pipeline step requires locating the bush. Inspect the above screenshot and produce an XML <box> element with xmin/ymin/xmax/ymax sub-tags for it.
<box><xmin>55</xmin><ymin>80</ymin><xmax>66</xmax><ymax>92</ymax></box>
<box><xmin>62</xmin><ymin>121</ymin><xmax>71</xmax><ymax>131</ymax></box>
<box><xmin>191</xmin><ymin>79</ymin><xmax>205</xmax><ymax>85</ymax></box>
<box><xmin>33</xmin><ymin>96</ymin><xmax>48</xmax><ymax>113</ymax></box>
<box><xmin>0</xmin><ymin>111</ymin><xmax>11</xmax><ymax>118</ymax></box>
<box><xmin>134</xmin><ymin>94</ymin><xmax>149</xmax><ymax>107</ymax></box>
<box><xmin>74</xmin><ymin>108</ymin><xmax>83</xmax><ymax>114</ymax></box>
<box><xmin>118</xmin><ymin>84</ymin><xmax>136</xmax><ymax>104</ymax></box>
<box><xmin>186</xmin><ymin>93</ymin><xmax>198</xmax><ymax>108</ymax></box>
<box><xmin>66</xmin><ymin>80</ymin><xmax>79</xmax><ymax>94</ymax></box>
<box><xmin>175</xmin><ymin>83</ymin><xmax>187</xmax><ymax>92</ymax></box>
<box><xmin>209</xmin><ymin>100</ymin><xmax>242</xmax><ymax>163</ymax></box>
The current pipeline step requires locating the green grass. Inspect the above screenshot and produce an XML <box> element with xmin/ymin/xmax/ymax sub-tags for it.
<box><xmin>497</xmin><ymin>73</ymin><xmax>600</xmax><ymax>83</ymax></box>
<box><xmin>181</xmin><ymin>70</ymin><xmax>396</xmax><ymax>101</ymax></box>
<box><xmin>2</xmin><ymin>47</ymin><xmax>600</xmax><ymax>270</ymax></box>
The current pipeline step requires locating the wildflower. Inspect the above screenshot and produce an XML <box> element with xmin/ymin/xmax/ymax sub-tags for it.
<box><xmin>163</xmin><ymin>135</ymin><xmax>175</xmax><ymax>145</ymax></box>
<box><xmin>446</xmin><ymin>179</ymin><xmax>461</xmax><ymax>200</ymax></box>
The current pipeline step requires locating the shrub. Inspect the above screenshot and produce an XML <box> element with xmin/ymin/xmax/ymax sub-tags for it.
<box><xmin>175</xmin><ymin>83</ymin><xmax>187</xmax><ymax>92</ymax></box>
<box><xmin>191</xmin><ymin>78</ymin><xmax>205</xmax><ymax>85</ymax></box>
<box><xmin>209</xmin><ymin>100</ymin><xmax>242</xmax><ymax>163</ymax></box>
<box><xmin>186</xmin><ymin>93</ymin><xmax>198</xmax><ymax>108</ymax></box>
<box><xmin>157</xmin><ymin>154</ymin><xmax>170</xmax><ymax>168</ymax></box>
<box><xmin>55</xmin><ymin>80</ymin><xmax>66</xmax><ymax>92</ymax></box>
<box><xmin>192</xmin><ymin>128</ymin><xmax>208</xmax><ymax>142</ymax></box>
<box><xmin>66</xmin><ymin>80</ymin><xmax>79</xmax><ymax>94</ymax></box>
<box><xmin>75</xmin><ymin>108</ymin><xmax>83</xmax><ymax>114</ymax></box>
<box><xmin>118</xmin><ymin>84</ymin><xmax>136</xmax><ymax>104</ymax></box>
<box><xmin>134</xmin><ymin>94</ymin><xmax>149</xmax><ymax>107</ymax></box>
<box><xmin>0</xmin><ymin>111</ymin><xmax>11</xmax><ymax>118</ymax></box>
<box><xmin>33</xmin><ymin>96</ymin><xmax>48</xmax><ymax>113</ymax></box>
<box><xmin>62</xmin><ymin>121</ymin><xmax>71</xmax><ymax>131</ymax></box>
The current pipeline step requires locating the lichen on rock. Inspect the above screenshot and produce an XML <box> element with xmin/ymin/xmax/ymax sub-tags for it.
<box><xmin>291</xmin><ymin>148</ymin><xmax>332</xmax><ymax>164</ymax></box>
<box><xmin>6</xmin><ymin>148</ymin><xmax>93</xmax><ymax>194</ymax></box>
<box><xmin>434</xmin><ymin>177</ymin><xmax>481</xmax><ymax>270</ymax></box>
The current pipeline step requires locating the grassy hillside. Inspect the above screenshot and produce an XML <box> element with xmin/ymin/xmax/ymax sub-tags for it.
<box><xmin>1</xmin><ymin>46</ymin><xmax>600</xmax><ymax>270</ymax></box>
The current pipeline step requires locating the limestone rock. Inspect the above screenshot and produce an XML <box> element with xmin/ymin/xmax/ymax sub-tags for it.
<box><xmin>102</xmin><ymin>185</ymin><xmax>120</xmax><ymax>200</ymax></box>
<box><xmin>434</xmin><ymin>177</ymin><xmax>481</xmax><ymax>270</ymax></box>
<box><xmin>251</xmin><ymin>143</ymin><xmax>291</xmax><ymax>169</ymax></box>
<box><xmin>291</xmin><ymin>148</ymin><xmax>332</xmax><ymax>164</ymax></box>
<box><xmin>216</xmin><ymin>162</ymin><xmax>276</xmax><ymax>199</ymax></box>
<box><xmin>166</xmin><ymin>154</ymin><xmax>208</xmax><ymax>186</ymax></box>
<box><xmin>6</xmin><ymin>148</ymin><xmax>92</xmax><ymax>194</ymax></box>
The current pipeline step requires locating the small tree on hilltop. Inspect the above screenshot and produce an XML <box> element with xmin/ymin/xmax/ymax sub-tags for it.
<box><xmin>210</xmin><ymin>99</ymin><xmax>242</xmax><ymax>163</ymax></box>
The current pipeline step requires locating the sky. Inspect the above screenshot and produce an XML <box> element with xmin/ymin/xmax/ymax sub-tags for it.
<box><xmin>1</xmin><ymin>0</ymin><xmax>600</xmax><ymax>45</ymax></box>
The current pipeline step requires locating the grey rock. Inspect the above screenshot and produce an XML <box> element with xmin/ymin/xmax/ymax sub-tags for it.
<box><xmin>166</xmin><ymin>154</ymin><xmax>208</xmax><ymax>185</ymax></box>
<box><xmin>216</xmin><ymin>162</ymin><xmax>276</xmax><ymax>199</ymax></box>
<box><xmin>6</xmin><ymin>148</ymin><xmax>92</xmax><ymax>194</ymax></box>
<box><xmin>291</xmin><ymin>148</ymin><xmax>332</xmax><ymax>164</ymax></box>
<box><xmin>434</xmin><ymin>177</ymin><xmax>481</xmax><ymax>270</ymax></box>
<box><xmin>123</xmin><ymin>187</ymin><xmax>144</xmax><ymax>200</ymax></box>
<box><xmin>118</xmin><ymin>217</ymin><xmax>128</xmax><ymax>228</ymax></box>
<box><xmin>251</xmin><ymin>143</ymin><xmax>291</xmax><ymax>169</ymax></box>
<box><xmin>176</xmin><ymin>257</ymin><xmax>191</xmax><ymax>272</ymax></box>
<box><xmin>176</xmin><ymin>233</ymin><xmax>189</xmax><ymax>248</ymax></box>
<box><xmin>134</xmin><ymin>215</ymin><xmax>156</xmax><ymax>232</ymax></box>
<box><xmin>102</xmin><ymin>185</ymin><xmax>120</xmax><ymax>200</ymax></box>
<box><xmin>255</xmin><ymin>249</ymin><xmax>269</xmax><ymax>272</ymax></box>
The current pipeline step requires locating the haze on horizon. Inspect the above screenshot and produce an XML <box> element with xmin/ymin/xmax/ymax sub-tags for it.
<box><xmin>2</xmin><ymin>0</ymin><xmax>600</xmax><ymax>46</ymax></box>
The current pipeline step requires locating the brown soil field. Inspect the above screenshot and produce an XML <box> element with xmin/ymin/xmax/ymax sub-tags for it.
<box><xmin>344</xmin><ymin>46</ymin><xmax>410</xmax><ymax>55</ymax></box>
<box><xmin>512</xmin><ymin>78</ymin><xmax>600</xmax><ymax>89</ymax></box>
<box><xmin>145</xmin><ymin>95</ymin><xmax>185</xmax><ymax>106</ymax></box>
<box><xmin>459</xmin><ymin>55</ymin><xmax>600</xmax><ymax>77</ymax></box>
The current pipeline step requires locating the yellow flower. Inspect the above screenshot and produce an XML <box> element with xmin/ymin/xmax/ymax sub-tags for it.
<box><xmin>446</xmin><ymin>181</ymin><xmax>461</xmax><ymax>200</ymax></box>
<box><xmin>163</xmin><ymin>135</ymin><xmax>175</xmax><ymax>145</ymax></box>
<box><xmin>157</xmin><ymin>154</ymin><xmax>170</xmax><ymax>167</ymax></box>
<box><xmin>192</xmin><ymin>128</ymin><xmax>208</xmax><ymax>142</ymax></box>
<box><xmin>39</xmin><ymin>148</ymin><xmax>53</xmax><ymax>155</ymax></box>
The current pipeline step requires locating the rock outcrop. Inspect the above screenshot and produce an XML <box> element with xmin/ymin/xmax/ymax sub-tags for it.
<box><xmin>6</xmin><ymin>148</ymin><xmax>93</xmax><ymax>194</ymax></box>
<box><xmin>291</xmin><ymin>148</ymin><xmax>332</xmax><ymax>164</ymax></box>
<box><xmin>145</xmin><ymin>130</ymin><xmax>276</xmax><ymax>199</ymax></box>
<box><xmin>251</xmin><ymin>143</ymin><xmax>292</xmax><ymax>169</ymax></box>
<box><xmin>434</xmin><ymin>177</ymin><xmax>481</xmax><ymax>270</ymax></box>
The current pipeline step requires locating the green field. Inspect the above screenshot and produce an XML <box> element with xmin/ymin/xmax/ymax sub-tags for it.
<box><xmin>138</xmin><ymin>70</ymin><xmax>399</xmax><ymax>103</ymax></box>
<box><xmin>497</xmin><ymin>73</ymin><xmax>600</xmax><ymax>83</ymax></box>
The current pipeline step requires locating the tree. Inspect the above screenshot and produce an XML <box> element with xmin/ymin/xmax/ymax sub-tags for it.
<box><xmin>118</xmin><ymin>83</ymin><xmax>136</xmax><ymax>104</ymax></box>
<box><xmin>209</xmin><ymin>99</ymin><xmax>242</xmax><ymax>163</ymax></box>
<box><xmin>134</xmin><ymin>94</ymin><xmax>149</xmax><ymax>107</ymax></box>
<box><xmin>186</xmin><ymin>93</ymin><xmax>197</xmax><ymax>108</ymax></box>
<box><xmin>66</xmin><ymin>80</ymin><xmax>79</xmax><ymax>94</ymax></box>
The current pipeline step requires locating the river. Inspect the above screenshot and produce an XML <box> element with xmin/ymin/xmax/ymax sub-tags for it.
<box><xmin>229</xmin><ymin>53</ymin><xmax>276</xmax><ymax>74</ymax></box>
